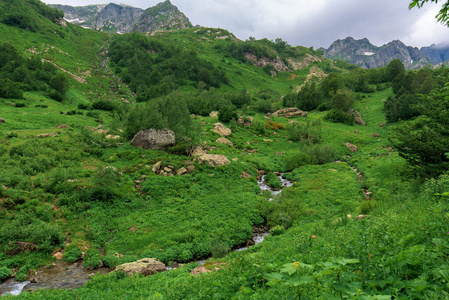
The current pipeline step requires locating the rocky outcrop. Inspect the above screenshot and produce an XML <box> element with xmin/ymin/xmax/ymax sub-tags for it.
<box><xmin>420</xmin><ymin>43</ymin><xmax>449</xmax><ymax>65</ymax></box>
<box><xmin>211</xmin><ymin>123</ymin><xmax>231</xmax><ymax>137</ymax></box>
<box><xmin>324</xmin><ymin>37</ymin><xmax>432</xmax><ymax>70</ymax></box>
<box><xmin>114</xmin><ymin>258</ymin><xmax>166</xmax><ymax>276</ymax></box>
<box><xmin>244</xmin><ymin>53</ymin><xmax>289</xmax><ymax>74</ymax></box>
<box><xmin>131</xmin><ymin>128</ymin><xmax>175</xmax><ymax>151</ymax></box>
<box><xmin>5</xmin><ymin>242</ymin><xmax>37</xmax><ymax>255</ymax></box>
<box><xmin>197</xmin><ymin>154</ymin><xmax>230</xmax><ymax>167</ymax></box>
<box><xmin>272</xmin><ymin>108</ymin><xmax>307</xmax><ymax>118</ymax></box>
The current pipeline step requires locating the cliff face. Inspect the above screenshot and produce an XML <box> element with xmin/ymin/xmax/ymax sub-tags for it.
<box><xmin>50</xmin><ymin>0</ymin><xmax>192</xmax><ymax>33</ymax></box>
<box><xmin>324</xmin><ymin>37</ymin><xmax>431</xmax><ymax>69</ymax></box>
<box><xmin>420</xmin><ymin>43</ymin><xmax>449</xmax><ymax>65</ymax></box>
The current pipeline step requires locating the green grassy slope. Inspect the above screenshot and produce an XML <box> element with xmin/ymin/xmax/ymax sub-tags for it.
<box><xmin>1</xmin><ymin>1</ymin><xmax>449</xmax><ymax>299</ymax></box>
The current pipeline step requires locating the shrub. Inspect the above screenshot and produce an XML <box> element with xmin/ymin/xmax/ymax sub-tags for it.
<box><xmin>265</xmin><ymin>121</ymin><xmax>285</xmax><ymax>131</ymax></box>
<box><xmin>209</xmin><ymin>240</ymin><xmax>230</xmax><ymax>258</ymax></box>
<box><xmin>62</xmin><ymin>245</ymin><xmax>82</xmax><ymax>263</ymax></box>
<box><xmin>218</xmin><ymin>105</ymin><xmax>238</xmax><ymax>123</ymax></box>
<box><xmin>357</xmin><ymin>199</ymin><xmax>377</xmax><ymax>215</ymax></box>
<box><xmin>103</xmin><ymin>253</ymin><xmax>120</xmax><ymax>269</ymax></box>
<box><xmin>324</xmin><ymin>109</ymin><xmax>355</xmax><ymax>125</ymax></box>
<box><xmin>84</xmin><ymin>248</ymin><xmax>103</xmax><ymax>269</ymax></box>
<box><xmin>92</xmin><ymin>100</ymin><xmax>116</xmax><ymax>111</ymax></box>
<box><xmin>265</xmin><ymin>173</ymin><xmax>282</xmax><ymax>190</ymax></box>
<box><xmin>269</xmin><ymin>225</ymin><xmax>285</xmax><ymax>236</ymax></box>
<box><xmin>0</xmin><ymin>267</ymin><xmax>12</xmax><ymax>281</ymax></box>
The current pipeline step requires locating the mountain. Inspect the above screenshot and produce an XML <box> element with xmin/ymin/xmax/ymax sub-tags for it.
<box><xmin>420</xmin><ymin>43</ymin><xmax>449</xmax><ymax>65</ymax></box>
<box><xmin>50</xmin><ymin>0</ymin><xmax>192</xmax><ymax>33</ymax></box>
<box><xmin>323</xmin><ymin>37</ymin><xmax>431</xmax><ymax>69</ymax></box>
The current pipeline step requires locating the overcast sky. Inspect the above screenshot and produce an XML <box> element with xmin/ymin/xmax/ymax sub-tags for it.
<box><xmin>42</xmin><ymin>0</ymin><xmax>449</xmax><ymax>49</ymax></box>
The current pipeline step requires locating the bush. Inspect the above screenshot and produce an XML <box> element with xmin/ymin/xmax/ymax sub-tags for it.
<box><xmin>84</xmin><ymin>248</ymin><xmax>103</xmax><ymax>269</ymax></box>
<box><xmin>357</xmin><ymin>199</ymin><xmax>377</xmax><ymax>215</ymax></box>
<box><xmin>209</xmin><ymin>240</ymin><xmax>230</xmax><ymax>258</ymax></box>
<box><xmin>92</xmin><ymin>100</ymin><xmax>116</xmax><ymax>111</ymax></box>
<box><xmin>0</xmin><ymin>267</ymin><xmax>12</xmax><ymax>281</ymax></box>
<box><xmin>324</xmin><ymin>109</ymin><xmax>355</xmax><ymax>125</ymax></box>
<box><xmin>265</xmin><ymin>121</ymin><xmax>285</xmax><ymax>131</ymax></box>
<box><xmin>269</xmin><ymin>225</ymin><xmax>285</xmax><ymax>236</ymax></box>
<box><xmin>218</xmin><ymin>105</ymin><xmax>238</xmax><ymax>123</ymax></box>
<box><xmin>62</xmin><ymin>245</ymin><xmax>82</xmax><ymax>263</ymax></box>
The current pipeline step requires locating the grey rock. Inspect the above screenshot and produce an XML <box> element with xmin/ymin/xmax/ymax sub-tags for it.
<box><xmin>131</xmin><ymin>128</ymin><xmax>175</xmax><ymax>151</ymax></box>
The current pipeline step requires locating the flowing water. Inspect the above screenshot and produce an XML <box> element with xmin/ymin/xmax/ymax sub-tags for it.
<box><xmin>2</xmin><ymin>172</ymin><xmax>293</xmax><ymax>296</ymax></box>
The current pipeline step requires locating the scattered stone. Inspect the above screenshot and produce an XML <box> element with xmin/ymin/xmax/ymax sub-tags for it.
<box><xmin>177</xmin><ymin>167</ymin><xmax>188</xmax><ymax>176</ymax></box>
<box><xmin>232</xmin><ymin>158</ymin><xmax>238</xmax><ymax>161</ymax></box>
<box><xmin>37</xmin><ymin>133</ymin><xmax>59</xmax><ymax>138</ymax></box>
<box><xmin>197</xmin><ymin>154</ymin><xmax>231</xmax><ymax>167</ymax></box>
<box><xmin>211</xmin><ymin>123</ymin><xmax>231</xmax><ymax>137</ymax></box>
<box><xmin>152</xmin><ymin>161</ymin><xmax>162</xmax><ymax>173</ymax></box>
<box><xmin>354</xmin><ymin>130</ymin><xmax>359</xmax><ymax>134</ymax></box>
<box><xmin>355</xmin><ymin>215</ymin><xmax>367</xmax><ymax>221</ymax></box>
<box><xmin>52</xmin><ymin>252</ymin><xmax>64</xmax><ymax>260</ymax></box>
<box><xmin>379</xmin><ymin>122</ymin><xmax>388</xmax><ymax>127</ymax></box>
<box><xmin>371</xmin><ymin>133</ymin><xmax>382</xmax><ymax>138</ymax></box>
<box><xmin>201</xmin><ymin>121</ymin><xmax>206</xmax><ymax>125</ymax></box>
<box><xmin>263</xmin><ymin>139</ymin><xmax>272</xmax><ymax>142</ymax></box>
<box><xmin>345</xmin><ymin>143</ymin><xmax>358</xmax><ymax>152</ymax></box>
<box><xmin>96</xmin><ymin>129</ymin><xmax>109</xmax><ymax>135</ymax></box>
<box><xmin>131</xmin><ymin>128</ymin><xmax>175</xmax><ymax>151</ymax></box>
<box><xmin>191</xmin><ymin>146</ymin><xmax>207</xmax><ymax>157</ymax></box>
<box><xmin>114</xmin><ymin>252</ymin><xmax>124</xmax><ymax>259</ymax></box>
<box><xmin>209</xmin><ymin>111</ymin><xmax>218</xmax><ymax>118</ymax></box>
<box><xmin>186</xmin><ymin>165</ymin><xmax>197</xmax><ymax>174</ymax></box>
<box><xmin>216</xmin><ymin>137</ymin><xmax>233</xmax><ymax>146</ymax></box>
<box><xmin>347</xmin><ymin>214</ymin><xmax>352</xmax><ymax>219</ymax></box>
<box><xmin>4</xmin><ymin>242</ymin><xmax>38</xmax><ymax>255</ymax></box>
<box><xmin>30</xmin><ymin>277</ymin><xmax>38</xmax><ymax>283</ymax></box>
<box><xmin>190</xmin><ymin>266</ymin><xmax>211</xmax><ymax>275</ymax></box>
<box><xmin>8</xmin><ymin>103</ymin><xmax>15</xmax><ymax>106</ymax></box>
<box><xmin>272</xmin><ymin>107</ymin><xmax>307</xmax><ymax>117</ymax></box>
<box><xmin>328</xmin><ymin>169</ymin><xmax>338</xmax><ymax>172</ymax></box>
<box><xmin>275</xmin><ymin>152</ymin><xmax>285</xmax><ymax>156</ymax></box>
<box><xmin>55</xmin><ymin>124</ymin><xmax>69</xmax><ymax>129</ymax></box>
<box><xmin>105</xmin><ymin>135</ymin><xmax>120</xmax><ymax>140</ymax></box>
<box><xmin>115</xmin><ymin>258</ymin><xmax>166</xmax><ymax>276</ymax></box>
<box><xmin>241</xmin><ymin>171</ymin><xmax>252</xmax><ymax>178</ymax></box>
<box><xmin>237</xmin><ymin>116</ymin><xmax>253</xmax><ymax>127</ymax></box>
<box><xmin>0</xmin><ymin>117</ymin><xmax>5</xmax><ymax>123</ymax></box>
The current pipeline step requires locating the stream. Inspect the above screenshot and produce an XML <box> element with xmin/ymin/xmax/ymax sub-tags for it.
<box><xmin>1</xmin><ymin>172</ymin><xmax>293</xmax><ymax>296</ymax></box>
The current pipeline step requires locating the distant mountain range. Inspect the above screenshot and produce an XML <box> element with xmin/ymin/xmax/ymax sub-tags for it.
<box><xmin>50</xmin><ymin>0</ymin><xmax>192</xmax><ymax>34</ymax></box>
<box><xmin>322</xmin><ymin>37</ymin><xmax>449</xmax><ymax>69</ymax></box>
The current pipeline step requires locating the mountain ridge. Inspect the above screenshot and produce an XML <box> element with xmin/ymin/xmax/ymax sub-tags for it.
<box><xmin>50</xmin><ymin>0</ymin><xmax>192</xmax><ymax>33</ymax></box>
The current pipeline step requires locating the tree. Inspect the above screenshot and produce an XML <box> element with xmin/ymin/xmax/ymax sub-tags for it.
<box><xmin>409</xmin><ymin>0</ymin><xmax>449</xmax><ymax>26</ymax></box>
<box><xmin>391</xmin><ymin>81</ymin><xmax>449</xmax><ymax>177</ymax></box>
<box><xmin>386</xmin><ymin>59</ymin><xmax>405</xmax><ymax>82</ymax></box>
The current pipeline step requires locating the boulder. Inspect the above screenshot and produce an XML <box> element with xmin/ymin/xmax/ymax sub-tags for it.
<box><xmin>241</xmin><ymin>171</ymin><xmax>252</xmax><ymax>178</ymax></box>
<box><xmin>55</xmin><ymin>124</ymin><xmax>69</xmax><ymax>129</ymax></box>
<box><xmin>191</xmin><ymin>146</ymin><xmax>207</xmax><ymax>157</ymax></box>
<box><xmin>197</xmin><ymin>154</ymin><xmax>230</xmax><ymax>167</ymax></box>
<box><xmin>190</xmin><ymin>265</ymin><xmax>211</xmax><ymax>275</ymax></box>
<box><xmin>0</xmin><ymin>117</ymin><xmax>5</xmax><ymax>123</ymax></box>
<box><xmin>37</xmin><ymin>133</ymin><xmax>58</xmax><ymax>138</ymax></box>
<box><xmin>272</xmin><ymin>107</ymin><xmax>307</xmax><ymax>118</ymax></box>
<box><xmin>351</xmin><ymin>110</ymin><xmax>366</xmax><ymax>126</ymax></box>
<box><xmin>371</xmin><ymin>133</ymin><xmax>382</xmax><ymax>138</ymax></box>
<box><xmin>52</xmin><ymin>252</ymin><xmax>64</xmax><ymax>260</ymax></box>
<box><xmin>177</xmin><ymin>167</ymin><xmax>188</xmax><ymax>176</ymax></box>
<box><xmin>5</xmin><ymin>242</ymin><xmax>37</xmax><ymax>255</ymax></box>
<box><xmin>211</xmin><ymin>123</ymin><xmax>231</xmax><ymax>137</ymax></box>
<box><xmin>209</xmin><ymin>111</ymin><xmax>218</xmax><ymax>118</ymax></box>
<box><xmin>216</xmin><ymin>137</ymin><xmax>233</xmax><ymax>146</ymax></box>
<box><xmin>355</xmin><ymin>215</ymin><xmax>367</xmax><ymax>221</ymax></box>
<box><xmin>379</xmin><ymin>122</ymin><xmax>388</xmax><ymax>128</ymax></box>
<box><xmin>115</xmin><ymin>258</ymin><xmax>166</xmax><ymax>276</ymax></box>
<box><xmin>237</xmin><ymin>116</ymin><xmax>253</xmax><ymax>127</ymax></box>
<box><xmin>131</xmin><ymin>129</ymin><xmax>175</xmax><ymax>151</ymax></box>
<box><xmin>345</xmin><ymin>143</ymin><xmax>358</xmax><ymax>152</ymax></box>
<box><xmin>186</xmin><ymin>165</ymin><xmax>197</xmax><ymax>173</ymax></box>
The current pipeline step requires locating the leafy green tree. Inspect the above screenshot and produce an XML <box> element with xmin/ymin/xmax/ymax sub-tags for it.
<box><xmin>409</xmin><ymin>0</ymin><xmax>449</xmax><ymax>26</ymax></box>
<box><xmin>386</xmin><ymin>59</ymin><xmax>405</xmax><ymax>82</ymax></box>
<box><xmin>391</xmin><ymin>82</ymin><xmax>449</xmax><ymax>177</ymax></box>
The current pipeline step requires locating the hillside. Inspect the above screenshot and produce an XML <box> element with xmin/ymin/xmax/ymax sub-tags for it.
<box><xmin>50</xmin><ymin>0</ymin><xmax>192</xmax><ymax>34</ymax></box>
<box><xmin>324</xmin><ymin>37</ymin><xmax>432</xmax><ymax>69</ymax></box>
<box><xmin>1</xmin><ymin>0</ymin><xmax>449</xmax><ymax>299</ymax></box>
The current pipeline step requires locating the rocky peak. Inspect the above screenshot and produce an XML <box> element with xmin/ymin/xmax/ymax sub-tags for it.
<box><xmin>49</xmin><ymin>1</ymin><xmax>192</xmax><ymax>33</ymax></box>
<box><xmin>324</xmin><ymin>37</ymin><xmax>431</xmax><ymax>70</ymax></box>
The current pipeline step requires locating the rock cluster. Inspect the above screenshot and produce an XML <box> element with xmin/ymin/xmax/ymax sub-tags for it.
<box><xmin>152</xmin><ymin>161</ymin><xmax>196</xmax><ymax>176</ymax></box>
<box><xmin>211</xmin><ymin>123</ymin><xmax>231</xmax><ymax>137</ymax></box>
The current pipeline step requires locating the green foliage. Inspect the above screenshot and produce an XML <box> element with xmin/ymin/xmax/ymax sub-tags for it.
<box><xmin>0</xmin><ymin>266</ymin><xmax>12</xmax><ymax>281</ymax></box>
<box><xmin>386</xmin><ymin>59</ymin><xmax>405</xmax><ymax>82</ymax></box>
<box><xmin>324</xmin><ymin>109</ymin><xmax>355</xmax><ymax>125</ymax></box>
<box><xmin>285</xmin><ymin>144</ymin><xmax>338</xmax><ymax>171</ymax></box>
<box><xmin>269</xmin><ymin>225</ymin><xmax>285</xmax><ymax>236</ymax></box>
<box><xmin>62</xmin><ymin>245</ymin><xmax>82</xmax><ymax>263</ymax></box>
<box><xmin>92</xmin><ymin>100</ymin><xmax>116</xmax><ymax>111</ymax></box>
<box><xmin>84</xmin><ymin>248</ymin><xmax>103</xmax><ymax>269</ymax></box>
<box><xmin>218</xmin><ymin>104</ymin><xmax>238</xmax><ymax>123</ymax></box>
<box><xmin>287</xmin><ymin>119</ymin><xmax>322</xmax><ymax>144</ymax></box>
